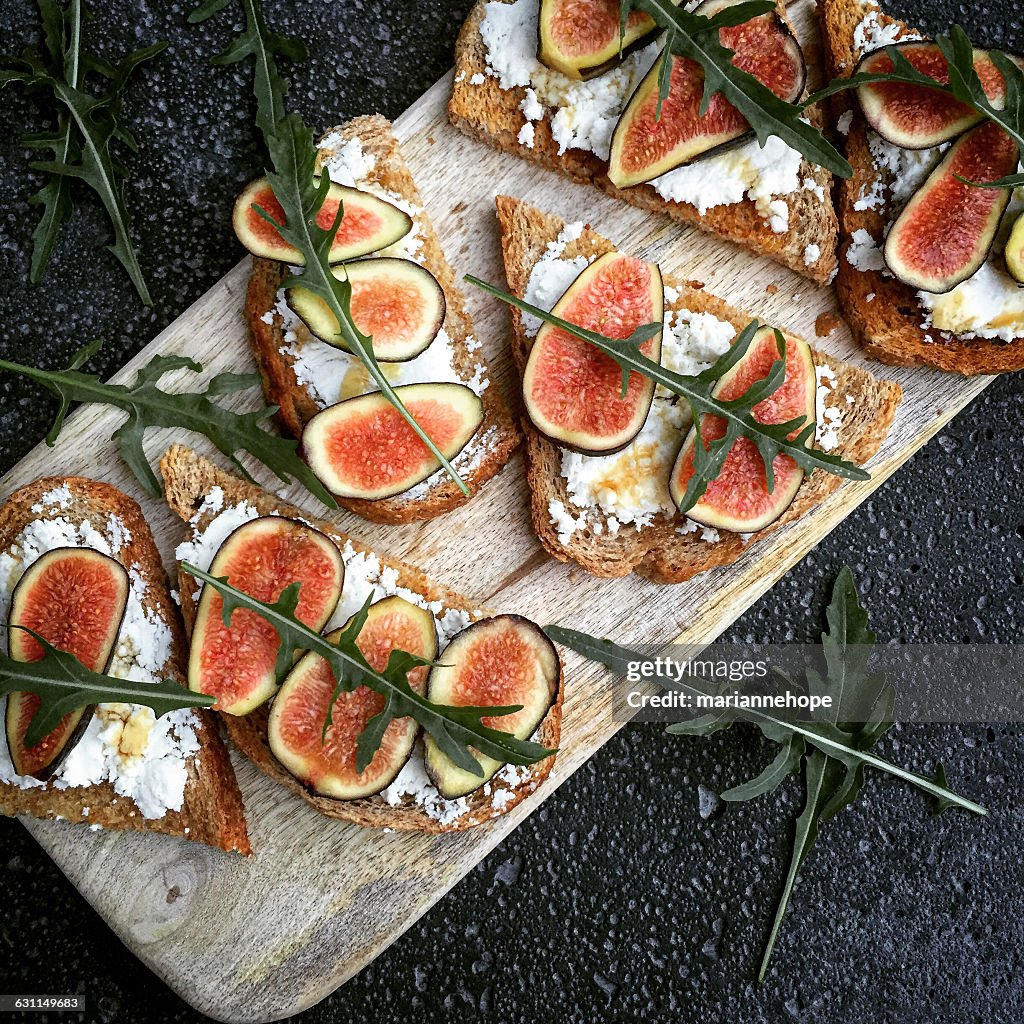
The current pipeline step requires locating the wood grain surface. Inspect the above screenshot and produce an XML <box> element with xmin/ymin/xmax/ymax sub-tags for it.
<box><xmin>3</xmin><ymin>8</ymin><xmax>992</xmax><ymax>1019</ymax></box>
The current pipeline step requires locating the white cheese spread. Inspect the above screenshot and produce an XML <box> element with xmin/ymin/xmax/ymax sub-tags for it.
<box><xmin>0</xmin><ymin>488</ymin><xmax>199</xmax><ymax>819</ymax></box>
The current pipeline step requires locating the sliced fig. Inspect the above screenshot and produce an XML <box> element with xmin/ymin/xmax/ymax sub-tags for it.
<box><xmin>268</xmin><ymin>596</ymin><xmax>437</xmax><ymax>800</ymax></box>
<box><xmin>884</xmin><ymin>122</ymin><xmax>1019</xmax><ymax>293</ymax></box>
<box><xmin>232</xmin><ymin>177</ymin><xmax>412</xmax><ymax>265</ymax></box>
<box><xmin>5</xmin><ymin>548</ymin><xmax>129</xmax><ymax>779</ymax></box>
<box><xmin>522</xmin><ymin>251</ymin><xmax>663</xmax><ymax>454</ymax></box>
<box><xmin>302</xmin><ymin>382</ymin><xmax>484</xmax><ymax>500</ymax></box>
<box><xmin>670</xmin><ymin>327</ymin><xmax>816</xmax><ymax>533</ymax></box>
<box><xmin>1006</xmin><ymin>211</ymin><xmax>1024</xmax><ymax>285</ymax></box>
<box><xmin>286</xmin><ymin>258</ymin><xmax>445</xmax><ymax>361</ymax></box>
<box><xmin>188</xmin><ymin>517</ymin><xmax>344</xmax><ymax>716</ymax></box>
<box><xmin>538</xmin><ymin>0</ymin><xmax>668</xmax><ymax>81</ymax></box>
<box><xmin>855</xmin><ymin>42</ymin><xmax>1011</xmax><ymax>149</ymax></box>
<box><xmin>607</xmin><ymin>1</ymin><xmax>806</xmax><ymax>188</ymax></box>
<box><xmin>423</xmin><ymin>615</ymin><xmax>560</xmax><ymax>799</ymax></box>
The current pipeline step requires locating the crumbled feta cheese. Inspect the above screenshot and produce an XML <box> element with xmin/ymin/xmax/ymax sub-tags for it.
<box><xmin>815</xmin><ymin>364</ymin><xmax>843</xmax><ymax>452</ymax></box>
<box><xmin>803</xmin><ymin>243</ymin><xmax>821</xmax><ymax>267</ymax></box>
<box><xmin>846</xmin><ymin>228</ymin><xmax>886</xmax><ymax>272</ymax></box>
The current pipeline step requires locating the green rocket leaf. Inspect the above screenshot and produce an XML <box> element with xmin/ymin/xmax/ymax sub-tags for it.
<box><xmin>0</xmin><ymin>627</ymin><xmax>214</xmax><ymax>748</ymax></box>
<box><xmin>0</xmin><ymin>341</ymin><xmax>338</xmax><ymax>507</ymax></box>
<box><xmin>185</xmin><ymin>564</ymin><xmax>556</xmax><ymax>777</ymax></box>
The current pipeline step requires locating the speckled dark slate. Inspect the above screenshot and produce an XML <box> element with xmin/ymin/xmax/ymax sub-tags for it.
<box><xmin>0</xmin><ymin>1</ymin><xmax>1022</xmax><ymax>1021</ymax></box>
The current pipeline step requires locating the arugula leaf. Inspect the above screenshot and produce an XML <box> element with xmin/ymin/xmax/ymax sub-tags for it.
<box><xmin>545</xmin><ymin>566</ymin><xmax>986</xmax><ymax>982</ymax></box>
<box><xmin>467</xmin><ymin>276</ymin><xmax>868</xmax><ymax>512</ymax></box>
<box><xmin>620</xmin><ymin>0</ymin><xmax>852</xmax><ymax>177</ymax></box>
<box><xmin>806</xmin><ymin>29</ymin><xmax>1024</xmax><ymax>188</ymax></box>
<box><xmin>0</xmin><ymin>340</ymin><xmax>338</xmax><ymax>507</ymax></box>
<box><xmin>185</xmin><ymin>564</ymin><xmax>556</xmax><ymax>777</ymax></box>
<box><xmin>2</xmin><ymin>0</ymin><xmax>166</xmax><ymax>303</ymax></box>
<box><xmin>1</xmin><ymin>626</ymin><xmax>214</xmax><ymax>748</ymax></box>
<box><xmin>191</xmin><ymin>0</ymin><xmax>469</xmax><ymax>495</ymax></box>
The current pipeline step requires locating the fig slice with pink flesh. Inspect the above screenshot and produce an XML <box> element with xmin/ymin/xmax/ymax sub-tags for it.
<box><xmin>884</xmin><ymin>121</ymin><xmax>1019</xmax><ymax>293</ymax></box>
<box><xmin>855</xmin><ymin>42</ymin><xmax>1014</xmax><ymax>149</ymax></box>
<box><xmin>607</xmin><ymin>0</ymin><xmax>806</xmax><ymax>188</ymax></box>
<box><xmin>267</xmin><ymin>596</ymin><xmax>437</xmax><ymax>800</ymax></box>
<box><xmin>538</xmin><ymin>0</ymin><xmax>677</xmax><ymax>81</ymax></box>
<box><xmin>5</xmin><ymin>547</ymin><xmax>129</xmax><ymax>779</ymax></box>
<box><xmin>522</xmin><ymin>250</ymin><xmax>663</xmax><ymax>455</ymax></box>
<box><xmin>232</xmin><ymin>177</ymin><xmax>412</xmax><ymax>265</ymax></box>
<box><xmin>302</xmin><ymin>382</ymin><xmax>484</xmax><ymax>501</ymax></box>
<box><xmin>669</xmin><ymin>326</ymin><xmax>817</xmax><ymax>533</ymax></box>
<box><xmin>188</xmin><ymin>516</ymin><xmax>344</xmax><ymax>716</ymax></box>
<box><xmin>286</xmin><ymin>257</ymin><xmax>446</xmax><ymax>361</ymax></box>
<box><xmin>423</xmin><ymin>615</ymin><xmax>560</xmax><ymax>799</ymax></box>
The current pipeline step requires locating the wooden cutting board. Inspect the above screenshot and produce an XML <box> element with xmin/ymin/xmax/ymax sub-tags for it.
<box><xmin>4</xmin><ymin>4</ymin><xmax>992</xmax><ymax>1019</ymax></box>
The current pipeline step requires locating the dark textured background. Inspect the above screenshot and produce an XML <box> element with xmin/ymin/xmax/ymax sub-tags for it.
<box><xmin>1</xmin><ymin>1</ymin><xmax>1022</xmax><ymax>1021</ymax></box>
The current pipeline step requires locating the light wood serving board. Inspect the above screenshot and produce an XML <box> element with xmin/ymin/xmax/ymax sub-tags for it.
<box><xmin>4</xmin><ymin>5</ymin><xmax>992</xmax><ymax>1019</ymax></box>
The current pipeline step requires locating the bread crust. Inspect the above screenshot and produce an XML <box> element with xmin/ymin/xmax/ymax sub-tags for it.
<box><xmin>495</xmin><ymin>195</ymin><xmax>903</xmax><ymax>583</ymax></box>
<box><xmin>819</xmin><ymin>0</ymin><xmax>1024</xmax><ymax>374</ymax></box>
<box><xmin>0</xmin><ymin>477</ymin><xmax>250</xmax><ymax>855</ymax></box>
<box><xmin>449</xmin><ymin>0</ymin><xmax>839</xmax><ymax>284</ymax></box>
<box><xmin>159</xmin><ymin>444</ymin><xmax>562</xmax><ymax>833</ymax></box>
<box><xmin>246</xmin><ymin>114</ymin><xmax>520</xmax><ymax>523</ymax></box>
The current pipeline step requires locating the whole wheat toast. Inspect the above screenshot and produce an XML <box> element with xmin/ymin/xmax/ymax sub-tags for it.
<box><xmin>820</xmin><ymin>0</ymin><xmax>1024</xmax><ymax>374</ymax></box>
<box><xmin>247</xmin><ymin>114</ymin><xmax>520</xmax><ymax>524</ymax></box>
<box><xmin>496</xmin><ymin>195</ymin><xmax>903</xmax><ymax>583</ymax></box>
<box><xmin>160</xmin><ymin>444</ymin><xmax>562</xmax><ymax>833</ymax></box>
<box><xmin>449</xmin><ymin>0</ymin><xmax>839</xmax><ymax>284</ymax></box>
<box><xmin>0</xmin><ymin>477</ymin><xmax>250</xmax><ymax>855</ymax></box>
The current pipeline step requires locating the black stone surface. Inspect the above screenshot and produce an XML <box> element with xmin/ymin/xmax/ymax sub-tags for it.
<box><xmin>0</xmin><ymin>2</ymin><xmax>1022</xmax><ymax>1022</ymax></box>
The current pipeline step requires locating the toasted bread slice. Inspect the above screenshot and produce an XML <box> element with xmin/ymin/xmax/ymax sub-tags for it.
<box><xmin>160</xmin><ymin>444</ymin><xmax>562</xmax><ymax>833</ymax></box>
<box><xmin>0</xmin><ymin>477</ymin><xmax>250</xmax><ymax>855</ymax></box>
<box><xmin>246</xmin><ymin>114</ymin><xmax>520</xmax><ymax>524</ymax></box>
<box><xmin>449</xmin><ymin>0</ymin><xmax>838</xmax><ymax>284</ymax></box>
<box><xmin>496</xmin><ymin>195</ymin><xmax>902</xmax><ymax>583</ymax></box>
<box><xmin>821</xmin><ymin>0</ymin><xmax>1024</xmax><ymax>374</ymax></box>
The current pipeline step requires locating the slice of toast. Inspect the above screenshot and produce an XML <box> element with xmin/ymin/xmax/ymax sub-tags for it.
<box><xmin>246</xmin><ymin>114</ymin><xmax>520</xmax><ymax>523</ymax></box>
<box><xmin>820</xmin><ymin>0</ymin><xmax>1024</xmax><ymax>374</ymax></box>
<box><xmin>496</xmin><ymin>195</ymin><xmax>903</xmax><ymax>583</ymax></box>
<box><xmin>0</xmin><ymin>477</ymin><xmax>250</xmax><ymax>855</ymax></box>
<box><xmin>449</xmin><ymin>0</ymin><xmax>839</xmax><ymax>284</ymax></box>
<box><xmin>160</xmin><ymin>444</ymin><xmax>562</xmax><ymax>833</ymax></box>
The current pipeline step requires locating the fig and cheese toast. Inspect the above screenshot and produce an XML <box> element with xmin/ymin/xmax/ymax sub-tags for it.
<box><xmin>496</xmin><ymin>195</ymin><xmax>903</xmax><ymax>583</ymax></box>
<box><xmin>0</xmin><ymin>477</ymin><xmax>250</xmax><ymax>855</ymax></box>
<box><xmin>160</xmin><ymin>444</ymin><xmax>562</xmax><ymax>833</ymax></box>
<box><xmin>449</xmin><ymin>0</ymin><xmax>839</xmax><ymax>284</ymax></box>
<box><xmin>246</xmin><ymin>114</ymin><xmax>520</xmax><ymax>523</ymax></box>
<box><xmin>820</xmin><ymin>0</ymin><xmax>1024</xmax><ymax>373</ymax></box>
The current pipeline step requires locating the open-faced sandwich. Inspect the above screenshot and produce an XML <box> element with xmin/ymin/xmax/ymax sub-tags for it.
<box><xmin>821</xmin><ymin>0</ymin><xmax>1024</xmax><ymax>373</ymax></box>
<box><xmin>0</xmin><ymin>477</ymin><xmax>250</xmax><ymax>854</ymax></box>
<box><xmin>243</xmin><ymin>114</ymin><xmax>520</xmax><ymax>522</ymax></box>
<box><xmin>450</xmin><ymin>0</ymin><xmax>839</xmax><ymax>283</ymax></box>
<box><xmin>495</xmin><ymin>196</ymin><xmax>903</xmax><ymax>582</ymax></box>
<box><xmin>161</xmin><ymin>445</ymin><xmax>563</xmax><ymax>832</ymax></box>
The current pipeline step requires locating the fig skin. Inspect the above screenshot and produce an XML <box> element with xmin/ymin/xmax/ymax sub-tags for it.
<box><xmin>537</xmin><ymin>0</ymin><xmax>664</xmax><ymax>81</ymax></box>
<box><xmin>522</xmin><ymin>251</ymin><xmax>664</xmax><ymax>455</ymax></box>
<box><xmin>1006</xmin><ymin>212</ymin><xmax>1024</xmax><ymax>285</ymax></box>
<box><xmin>669</xmin><ymin>327</ymin><xmax>817</xmax><ymax>533</ymax></box>
<box><xmin>884</xmin><ymin>121</ymin><xmax>1019</xmax><ymax>294</ymax></box>
<box><xmin>267</xmin><ymin>596</ymin><xmax>437</xmax><ymax>801</ymax></box>
<box><xmin>232</xmin><ymin>176</ymin><xmax>412</xmax><ymax>265</ymax></box>
<box><xmin>286</xmin><ymin>257</ymin><xmax>446</xmax><ymax>361</ymax></box>
<box><xmin>5</xmin><ymin>547</ymin><xmax>129</xmax><ymax>780</ymax></box>
<box><xmin>187</xmin><ymin>516</ymin><xmax>345</xmax><ymax>716</ymax></box>
<box><xmin>854</xmin><ymin>42</ymin><xmax>1010</xmax><ymax>150</ymax></box>
<box><xmin>302</xmin><ymin>382</ymin><xmax>485</xmax><ymax>501</ymax></box>
<box><xmin>607</xmin><ymin>2</ymin><xmax>806</xmax><ymax>189</ymax></box>
<box><xmin>423</xmin><ymin>615</ymin><xmax>560</xmax><ymax>800</ymax></box>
